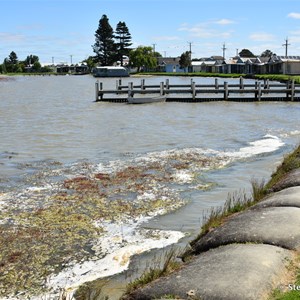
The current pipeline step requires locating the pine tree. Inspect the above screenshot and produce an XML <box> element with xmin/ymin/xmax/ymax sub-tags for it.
<box><xmin>93</xmin><ymin>14</ymin><xmax>115</xmax><ymax>66</ymax></box>
<box><xmin>114</xmin><ymin>21</ymin><xmax>132</xmax><ymax>66</ymax></box>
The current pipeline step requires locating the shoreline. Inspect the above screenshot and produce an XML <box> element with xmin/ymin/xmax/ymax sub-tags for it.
<box><xmin>0</xmin><ymin>136</ymin><xmax>289</xmax><ymax>299</ymax></box>
<box><xmin>123</xmin><ymin>144</ymin><xmax>300</xmax><ymax>300</ymax></box>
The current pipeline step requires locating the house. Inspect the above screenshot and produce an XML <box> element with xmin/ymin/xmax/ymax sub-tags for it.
<box><xmin>74</xmin><ymin>63</ymin><xmax>89</xmax><ymax>74</ymax></box>
<box><xmin>221</xmin><ymin>57</ymin><xmax>240</xmax><ymax>74</ymax></box>
<box><xmin>198</xmin><ymin>59</ymin><xmax>223</xmax><ymax>73</ymax></box>
<box><xmin>222</xmin><ymin>56</ymin><xmax>269</xmax><ymax>74</ymax></box>
<box><xmin>191</xmin><ymin>61</ymin><xmax>202</xmax><ymax>72</ymax></box>
<box><xmin>56</xmin><ymin>64</ymin><xmax>70</xmax><ymax>73</ymax></box>
<box><xmin>157</xmin><ymin>57</ymin><xmax>187</xmax><ymax>73</ymax></box>
<box><xmin>252</xmin><ymin>57</ymin><xmax>269</xmax><ymax>74</ymax></box>
<box><xmin>267</xmin><ymin>56</ymin><xmax>300</xmax><ymax>75</ymax></box>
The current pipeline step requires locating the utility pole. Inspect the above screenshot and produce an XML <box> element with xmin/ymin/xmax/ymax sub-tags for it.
<box><xmin>52</xmin><ymin>57</ymin><xmax>54</xmax><ymax>65</ymax></box>
<box><xmin>222</xmin><ymin>43</ymin><xmax>227</xmax><ymax>59</ymax></box>
<box><xmin>188</xmin><ymin>42</ymin><xmax>192</xmax><ymax>60</ymax></box>
<box><xmin>282</xmin><ymin>37</ymin><xmax>290</xmax><ymax>57</ymax></box>
<box><xmin>70</xmin><ymin>55</ymin><xmax>73</xmax><ymax>65</ymax></box>
<box><xmin>152</xmin><ymin>44</ymin><xmax>156</xmax><ymax>53</ymax></box>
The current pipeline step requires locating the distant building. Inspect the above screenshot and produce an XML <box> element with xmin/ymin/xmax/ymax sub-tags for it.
<box><xmin>191</xmin><ymin>56</ymin><xmax>223</xmax><ymax>73</ymax></box>
<box><xmin>157</xmin><ymin>57</ymin><xmax>187</xmax><ymax>73</ymax></box>
<box><xmin>199</xmin><ymin>55</ymin><xmax>300</xmax><ymax>75</ymax></box>
<box><xmin>56</xmin><ymin>64</ymin><xmax>70</xmax><ymax>73</ymax></box>
<box><xmin>267</xmin><ymin>56</ymin><xmax>300</xmax><ymax>75</ymax></box>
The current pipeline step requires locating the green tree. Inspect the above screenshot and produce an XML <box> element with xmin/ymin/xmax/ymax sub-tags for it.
<box><xmin>239</xmin><ymin>49</ymin><xmax>255</xmax><ymax>57</ymax></box>
<box><xmin>115</xmin><ymin>21</ymin><xmax>132</xmax><ymax>66</ymax></box>
<box><xmin>153</xmin><ymin>51</ymin><xmax>162</xmax><ymax>58</ymax></box>
<box><xmin>25</xmin><ymin>55</ymin><xmax>39</xmax><ymax>66</ymax></box>
<box><xmin>92</xmin><ymin>14</ymin><xmax>116</xmax><ymax>66</ymax></box>
<box><xmin>260</xmin><ymin>49</ymin><xmax>274</xmax><ymax>57</ymax></box>
<box><xmin>1</xmin><ymin>60</ymin><xmax>7</xmax><ymax>73</ymax></box>
<box><xmin>8</xmin><ymin>51</ymin><xmax>18</xmax><ymax>64</ymax></box>
<box><xmin>32</xmin><ymin>61</ymin><xmax>42</xmax><ymax>72</ymax></box>
<box><xmin>179</xmin><ymin>51</ymin><xmax>191</xmax><ymax>71</ymax></box>
<box><xmin>83</xmin><ymin>56</ymin><xmax>97</xmax><ymax>69</ymax></box>
<box><xmin>129</xmin><ymin>46</ymin><xmax>157</xmax><ymax>72</ymax></box>
<box><xmin>5</xmin><ymin>51</ymin><xmax>19</xmax><ymax>72</ymax></box>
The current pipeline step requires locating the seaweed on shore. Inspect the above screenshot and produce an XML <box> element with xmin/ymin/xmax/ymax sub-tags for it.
<box><xmin>0</xmin><ymin>148</ymin><xmax>227</xmax><ymax>298</ymax></box>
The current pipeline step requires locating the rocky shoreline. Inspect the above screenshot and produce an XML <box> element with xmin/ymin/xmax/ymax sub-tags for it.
<box><xmin>124</xmin><ymin>146</ymin><xmax>300</xmax><ymax>300</ymax></box>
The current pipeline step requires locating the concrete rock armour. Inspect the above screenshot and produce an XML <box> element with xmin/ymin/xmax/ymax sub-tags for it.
<box><xmin>124</xmin><ymin>167</ymin><xmax>300</xmax><ymax>300</ymax></box>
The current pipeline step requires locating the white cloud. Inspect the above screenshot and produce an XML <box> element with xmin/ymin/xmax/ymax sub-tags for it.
<box><xmin>288</xmin><ymin>12</ymin><xmax>300</xmax><ymax>19</ymax></box>
<box><xmin>153</xmin><ymin>36</ymin><xmax>180</xmax><ymax>42</ymax></box>
<box><xmin>178</xmin><ymin>23</ymin><xmax>233</xmax><ymax>39</ymax></box>
<box><xmin>290</xmin><ymin>36</ymin><xmax>300</xmax><ymax>43</ymax></box>
<box><xmin>0</xmin><ymin>32</ymin><xmax>26</xmax><ymax>43</ymax></box>
<box><xmin>215</xmin><ymin>19</ymin><xmax>235</xmax><ymax>25</ymax></box>
<box><xmin>289</xmin><ymin>29</ymin><xmax>300</xmax><ymax>35</ymax></box>
<box><xmin>249</xmin><ymin>32</ymin><xmax>275</xmax><ymax>42</ymax></box>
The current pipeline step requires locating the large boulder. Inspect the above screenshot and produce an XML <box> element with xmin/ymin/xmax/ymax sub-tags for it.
<box><xmin>125</xmin><ymin>244</ymin><xmax>291</xmax><ymax>300</ymax></box>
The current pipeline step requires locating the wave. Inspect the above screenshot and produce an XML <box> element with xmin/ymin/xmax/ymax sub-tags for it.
<box><xmin>279</xmin><ymin>129</ymin><xmax>300</xmax><ymax>138</ymax></box>
<box><xmin>225</xmin><ymin>134</ymin><xmax>284</xmax><ymax>159</ymax></box>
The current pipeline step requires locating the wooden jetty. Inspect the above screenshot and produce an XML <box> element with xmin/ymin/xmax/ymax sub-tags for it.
<box><xmin>95</xmin><ymin>77</ymin><xmax>300</xmax><ymax>103</ymax></box>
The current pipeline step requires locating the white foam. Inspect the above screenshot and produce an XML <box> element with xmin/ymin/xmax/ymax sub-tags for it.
<box><xmin>226</xmin><ymin>135</ymin><xmax>284</xmax><ymax>159</ymax></box>
<box><xmin>46</xmin><ymin>215</ymin><xmax>185</xmax><ymax>297</ymax></box>
<box><xmin>172</xmin><ymin>169</ymin><xmax>193</xmax><ymax>183</ymax></box>
<box><xmin>290</xmin><ymin>130</ymin><xmax>300</xmax><ymax>136</ymax></box>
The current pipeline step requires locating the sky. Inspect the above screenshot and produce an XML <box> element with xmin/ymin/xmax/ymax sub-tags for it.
<box><xmin>1</xmin><ymin>0</ymin><xmax>300</xmax><ymax>65</ymax></box>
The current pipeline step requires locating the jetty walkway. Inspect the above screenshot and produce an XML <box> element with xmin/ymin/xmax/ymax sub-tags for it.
<box><xmin>95</xmin><ymin>77</ymin><xmax>300</xmax><ymax>102</ymax></box>
<box><xmin>124</xmin><ymin>167</ymin><xmax>300</xmax><ymax>299</ymax></box>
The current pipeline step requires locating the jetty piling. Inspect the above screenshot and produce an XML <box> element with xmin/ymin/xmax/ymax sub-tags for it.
<box><xmin>215</xmin><ymin>78</ymin><xmax>219</xmax><ymax>90</ymax></box>
<box><xmin>160</xmin><ymin>82</ymin><xmax>164</xmax><ymax>96</ymax></box>
<box><xmin>95</xmin><ymin>81</ymin><xmax>99</xmax><ymax>102</ymax></box>
<box><xmin>224</xmin><ymin>82</ymin><xmax>229</xmax><ymax>100</ymax></box>
<box><xmin>239</xmin><ymin>77</ymin><xmax>244</xmax><ymax>90</ymax></box>
<box><xmin>192</xmin><ymin>81</ymin><xmax>196</xmax><ymax>100</ymax></box>
<box><xmin>291</xmin><ymin>79</ymin><xmax>295</xmax><ymax>101</ymax></box>
<box><xmin>95</xmin><ymin>78</ymin><xmax>300</xmax><ymax>102</ymax></box>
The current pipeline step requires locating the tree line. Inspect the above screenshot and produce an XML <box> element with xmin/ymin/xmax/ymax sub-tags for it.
<box><xmin>0</xmin><ymin>52</ymin><xmax>52</xmax><ymax>73</ymax></box>
<box><xmin>91</xmin><ymin>14</ymin><xmax>162</xmax><ymax>71</ymax></box>
<box><xmin>0</xmin><ymin>13</ymin><xmax>277</xmax><ymax>74</ymax></box>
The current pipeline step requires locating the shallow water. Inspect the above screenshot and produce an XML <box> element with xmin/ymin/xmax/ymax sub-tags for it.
<box><xmin>1</xmin><ymin>75</ymin><xmax>300</xmax><ymax>298</ymax></box>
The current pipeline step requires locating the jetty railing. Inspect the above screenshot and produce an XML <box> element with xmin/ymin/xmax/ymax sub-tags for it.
<box><xmin>95</xmin><ymin>77</ymin><xmax>300</xmax><ymax>102</ymax></box>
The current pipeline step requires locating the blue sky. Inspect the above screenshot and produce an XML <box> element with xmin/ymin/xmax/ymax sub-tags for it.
<box><xmin>1</xmin><ymin>0</ymin><xmax>300</xmax><ymax>64</ymax></box>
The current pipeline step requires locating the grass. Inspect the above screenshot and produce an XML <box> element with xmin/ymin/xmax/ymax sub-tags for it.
<box><xmin>139</xmin><ymin>72</ymin><xmax>246</xmax><ymax>79</ymax></box>
<box><xmin>124</xmin><ymin>249</ymin><xmax>182</xmax><ymax>296</ymax></box>
<box><xmin>136</xmin><ymin>72</ymin><xmax>300</xmax><ymax>83</ymax></box>
<box><xmin>254</xmin><ymin>74</ymin><xmax>300</xmax><ymax>84</ymax></box>
<box><xmin>186</xmin><ymin>178</ymin><xmax>266</xmax><ymax>252</ymax></box>
<box><xmin>265</xmin><ymin>145</ymin><xmax>300</xmax><ymax>190</ymax></box>
<box><xmin>195</xmin><ymin>144</ymin><xmax>300</xmax><ymax>242</ymax></box>
<box><xmin>268</xmin><ymin>254</ymin><xmax>300</xmax><ymax>300</ymax></box>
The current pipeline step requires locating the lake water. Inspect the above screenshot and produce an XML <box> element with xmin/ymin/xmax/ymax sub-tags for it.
<box><xmin>1</xmin><ymin>75</ymin><xmax>300</xmax><ymax>298</ymax></box>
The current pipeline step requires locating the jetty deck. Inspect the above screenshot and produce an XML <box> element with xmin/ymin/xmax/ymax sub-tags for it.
<box><xmin>95</xmin><ymin>77</ymin><xmax>300</xmax><ymax>102</ymax></box>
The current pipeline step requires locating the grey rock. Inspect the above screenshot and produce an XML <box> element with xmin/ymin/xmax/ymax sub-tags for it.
<box><xmin>192</xmin><ymin>207</ymin><xmax>300</xmax><ymax>253</ymax></box>
<box><xmin>271</xmin><ymin>169</ymin><xmax>300</xmax><ymax>192</ymax></box>
<box><xmin>126</xmin><ymin>244</ymin><xmax>291</xmax><ymax>300</ymax></box>
<box><xmin>254</xmin><ymin>186</ymin><xmax>300</xmax><ymax>209</ymax></box>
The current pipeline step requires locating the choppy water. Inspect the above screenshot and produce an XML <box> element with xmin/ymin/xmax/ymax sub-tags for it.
<box><xmin>1</xmin><ymin>75</ymin><xmax>300</xmax><ymax>297</ymax></box>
